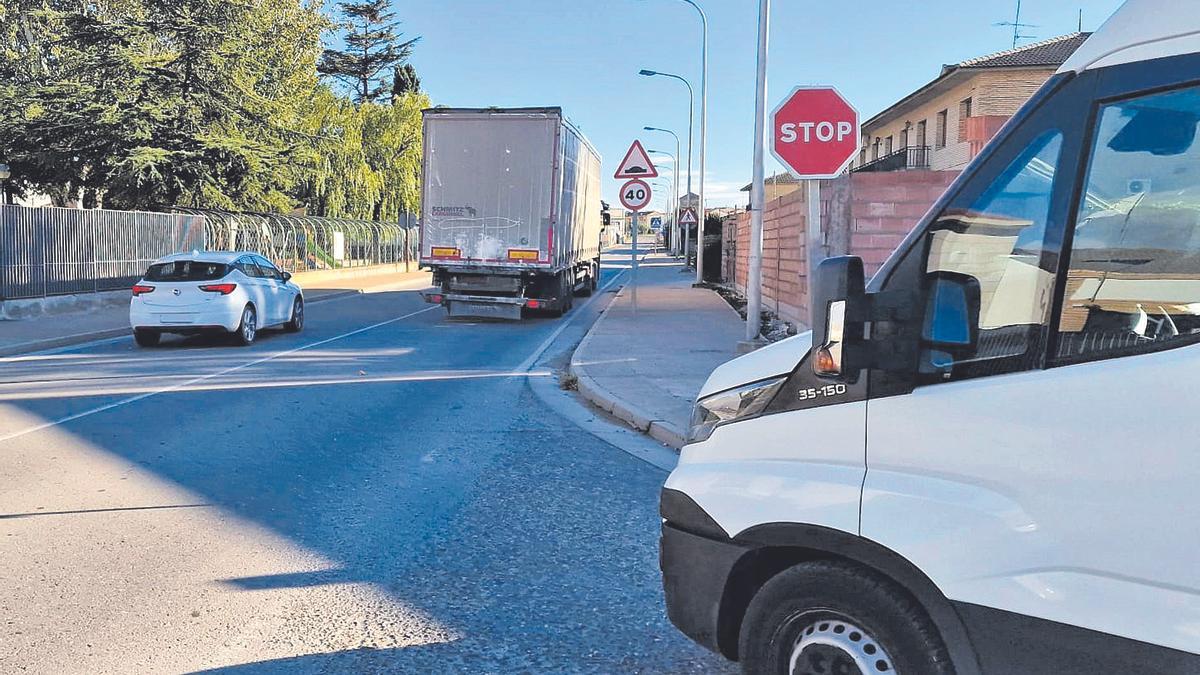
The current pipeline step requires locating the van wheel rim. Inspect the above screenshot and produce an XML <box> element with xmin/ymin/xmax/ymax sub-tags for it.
<box><xmin>789</xmin><ymin>616</ymin><xmax>894</xmax><ymax>675</ymax></box>
<box><xmin>243</xmin><ymin>308</ymin><xmax>256</xmax><ymax>341</ymax></box>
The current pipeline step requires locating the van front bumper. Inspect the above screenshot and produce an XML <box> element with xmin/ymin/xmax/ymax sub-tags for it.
<box><xmin>660</xmin><ymin>522</ymin><xmax>749</xmax><ymax>657</ymax></box>
<box><xmin>660</xmin><ymin>488</ymin><xmax>752</xmax><ymax>659</ymax></box>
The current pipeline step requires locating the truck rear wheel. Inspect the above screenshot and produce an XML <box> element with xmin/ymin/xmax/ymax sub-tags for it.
<box><xmin>575</xmin><ymin>265</ymin><xmax>595</xmax><ymax>297</ymax></box>
<box><xmin>739</xmin><ymin>561</ymin><xmax>952</xmax><ymax>675</ymax></box>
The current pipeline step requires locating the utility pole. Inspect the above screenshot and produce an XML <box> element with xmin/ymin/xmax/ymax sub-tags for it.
<box><xmin>745</xmin><ymin>0</ymin><xmax>769</xmax><ymax>343</ymax></box>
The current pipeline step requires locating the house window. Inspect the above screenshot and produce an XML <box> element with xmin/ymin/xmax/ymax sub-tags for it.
<box><xmin>916</xmin><ymin>120</ymin><xmax>927</xmax><ymax>147</ymax></box>
<box><xmin>958</xmin><ymin>97</ymin><xmax>973</xmax><ymax>141</ymax></box>
<box><xmin>935</xmin><ymin>110</ymin><xmax>948</xmax><ymax>149</ymax></box>
<box><xmin>884</xmin><ymin>136</ymin><xmax>893</xmax><ymax>155</ymax></box>
<box><xmin>873</xmin><ymin>138</ymin><xmax>880</xmax><ymax>160</ymax></box>
<box><xmin>900</xmin><ymin>128</ymin><xmax>909</xmax><ymax>149</ymax></box>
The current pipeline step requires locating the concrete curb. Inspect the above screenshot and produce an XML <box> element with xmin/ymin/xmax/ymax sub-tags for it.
<box><xmin>568</xmin><ymin>282</ymin><xmax>688</xmax><ymax>451</ymax></box>
<box><xmin>0</xmin><ymin>327</ymin><xmax>131</xmax><ymax>357</ymax></box>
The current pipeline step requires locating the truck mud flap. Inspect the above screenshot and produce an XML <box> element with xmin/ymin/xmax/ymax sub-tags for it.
<box><xmin>448</xmin><ymin>300</ymin><xmax>523</xmax><ymax>321</ymax></box>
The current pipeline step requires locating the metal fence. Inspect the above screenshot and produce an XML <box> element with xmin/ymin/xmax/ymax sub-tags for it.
<box><xmin>1</xmin><ymin>205</ymin><xmax>206</xmax><ymax>300</ymax></box>
<box><xmin>177</xmin><ymin>209</ymin><xmax>419</xmax><ymax>275</ymax></box>
<box><xmin>1</xmin><ymin>205</ymin><xmax>420</xmax><ymax>301</ymax></box>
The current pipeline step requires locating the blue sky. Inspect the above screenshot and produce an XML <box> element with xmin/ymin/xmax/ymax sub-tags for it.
<box><xmin>396</xmin><ymin>0</ymin><xmax>1126</xmax><ymax>210</ymax></box>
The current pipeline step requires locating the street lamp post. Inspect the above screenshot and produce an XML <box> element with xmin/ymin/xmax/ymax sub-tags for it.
<box><xmin>0</xmin><ymin>164</ymin><xmax>10</xmax><ymax>206</ymax></box>
<box><xmin>647</xmin><ymin>150</ymin><xmax>677</xmax><ymax>254</ymax></box>
<box><xmin>682</xmin><ymin>0</ymin><xmax>709</xmax><ymax>286</ymax></box>
<box><xmin>651</xmin><ymin>178</ymin><xmax>673</xmax><ymax>253</ymax></box>
<box><xmin>644</xmin><ymin>126</ymin><xmax>682</xmax><ymax>257</ymax></box>
<box><xmin>639</xmin><ymin>70</ymin><xmax>694</xmax><ymax>268</ymax></box>
<box><xmin>637</xmin><ymin>0</ymin><xmax>707</xmax><ymax>283</ymax></box>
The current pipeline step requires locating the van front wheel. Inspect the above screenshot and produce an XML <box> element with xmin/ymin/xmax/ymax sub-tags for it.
<box><xmin>738</xmin><ymin>561</ymin><xmax>953</xmax><ymax>675</ymax></box>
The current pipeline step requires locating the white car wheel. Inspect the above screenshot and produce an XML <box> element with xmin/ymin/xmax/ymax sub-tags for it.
<box><xmin>235</xmin><ymin>305</ymin><xmax>257</xmax><ymax>345</ymax></box>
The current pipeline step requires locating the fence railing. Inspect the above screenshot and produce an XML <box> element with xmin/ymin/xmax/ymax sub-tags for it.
<box><xmin>1</xmin><ymin>205</ymin><xmax>419</xmax><ymax>301</ymax></box>
<box><xmin>852</xmin><ymin>145</ymin><xmax>932</xmax><ymax>173</ymax></box>
<box><xmin>0</xmin><ymin>206</ymin><xmax>206</xmax><ymax>300</ymax></box>
<box><xmin>174</xmin><ymin>209</ymin><xmax>419</xmax><ymax>275</ymax></box>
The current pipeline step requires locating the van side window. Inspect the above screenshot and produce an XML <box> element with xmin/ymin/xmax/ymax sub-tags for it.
<box><xmin>920</xmin><ymin>130</ymin><xmax>1063</xmax><ymax>381</ymax></box>
<box><xmin>1056</xmin><ymin>85</ymin><xmax>1200</xmax><ymax>363</ymax></box>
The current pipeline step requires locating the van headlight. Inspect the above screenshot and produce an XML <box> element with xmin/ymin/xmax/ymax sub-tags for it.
<box><xmin>688</xmin><ymin>377</ymin><xmax>786</xmax><ymax>444</ymax></box>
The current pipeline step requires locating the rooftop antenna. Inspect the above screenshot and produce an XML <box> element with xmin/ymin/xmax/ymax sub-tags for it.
<box><xmin>994</xmin><ymin>0</ymin><xmax>1038</xmax><ymax>48</ymax></box>
<box><xmin>1078</xmin><ymin>9</ymin><xmax>1083</xmax><ymax>32</ymax></box>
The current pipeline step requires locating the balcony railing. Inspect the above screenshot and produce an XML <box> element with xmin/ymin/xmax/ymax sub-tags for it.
<box><xmin>853</xmin><ymin>145</ymin><xmax>931</xmax><ymax>173</ymax></box>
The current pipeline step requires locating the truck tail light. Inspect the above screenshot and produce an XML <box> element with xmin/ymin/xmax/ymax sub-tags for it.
<box><xmin>200</xmin><ymin>283</ymin><xmax>237</xmax><ymax>295</ymax></box>
<box><xmin>427</xmin><ymin>293</ymin><xmax>444</xmax><ymax>304</ymax></box>
<box><xmin>526</xmin><ymin>299</ymin><xmax>541</xmax><ymax>309</ymax></box>
<box><xmin>132</xmin><ymin>284</ymin><xmax>155</xmax><ymax>296</ymax></box>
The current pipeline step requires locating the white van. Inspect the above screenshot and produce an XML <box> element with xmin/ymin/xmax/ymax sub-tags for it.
<box><xmin>660</xmin><ymin>3</ymin><xmax>1200</xmax><ymax>673</ymax></box>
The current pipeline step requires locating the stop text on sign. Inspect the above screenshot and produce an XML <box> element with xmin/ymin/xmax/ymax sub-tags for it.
<box><xmin>779</xmin><ymin>121</ymin><xmax>854</xmax><ymax>144</ymax></box>
<box><xmin>771</xmin><ymin>86</ymin><xmax>859</xmax><ymax>180</ymax></box>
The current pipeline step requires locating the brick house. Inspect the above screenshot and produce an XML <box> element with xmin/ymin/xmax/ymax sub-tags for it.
<box><xmin>851</xmin><ymin>33</ymin><xmax>1090</xmax><ymax>173</ymax></box>
<box><xmin>725</xmin><ymin>33</ymin><xmax>1090</xmax><ymax>330</ymax></box>
<box><xmin>740</xmin><ymin>172</ymin><xmax>802</xmax><ymax>206</ymax></box>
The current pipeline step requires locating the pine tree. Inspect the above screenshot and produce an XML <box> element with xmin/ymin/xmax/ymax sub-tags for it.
<box><xmin>391</xmin><ymin>63</ymin><xmax>421</xmax><ymax>97</ymax></box>
<box><xmin>2</xmin><ymin>0</ymin><xmax>326</xmax><ymax>210</ymax></box>
<box><xmin>318</xmin><ymin>0</ymin><xmax>418</xmax><ymax>104</ymax></box>
<box><xmin>0</xmin><ymin>0</ymin><xmax>429</xmax><ymax>218</ymax></box>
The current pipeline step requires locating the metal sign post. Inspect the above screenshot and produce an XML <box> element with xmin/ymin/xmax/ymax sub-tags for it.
<box><xmin>619</xmin><ymin>176</ymin><xmax>653</xmax><ymax>315</ymax></box>
<box><xmin>630</xmin><ymin>210</ymin><xmax>639</xmax><ymax>313</ymax></box>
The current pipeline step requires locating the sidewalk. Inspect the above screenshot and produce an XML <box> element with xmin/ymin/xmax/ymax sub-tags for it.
<box><xmin>0</xmin><ymin>267</ymin><xmax>430</xmax><ymax>356</ymax></box>
<box><xmin>570</xmin><ymin>255</ymin><xmax>744</xmax><ymax>449</ymax></box>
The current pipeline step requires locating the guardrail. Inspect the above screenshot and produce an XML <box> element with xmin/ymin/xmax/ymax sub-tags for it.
<box><xmin>1</xmin><ymin>205</ymin><xmax>419</xmax><ymax>301</ymax></box>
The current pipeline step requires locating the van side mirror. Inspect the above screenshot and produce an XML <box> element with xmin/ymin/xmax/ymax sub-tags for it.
<box><xmin>811</xmin><ymin>256</ymin><xmax>867</xmax><ymax>382</ymax></box>
<box><xmin>921</xmin><ymin>272</ymin><xmax>980</xmax><ymax>349</ymax></box>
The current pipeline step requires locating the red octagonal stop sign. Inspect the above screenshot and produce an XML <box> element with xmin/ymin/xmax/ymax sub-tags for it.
<box><xmin>771</xmin><ymin>86</ymin><xmax>859</xmax><ymax>180</ymax></box>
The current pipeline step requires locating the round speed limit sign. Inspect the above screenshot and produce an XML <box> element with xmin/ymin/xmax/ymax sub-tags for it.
<box><xmin>619</xmin><ymin>179</ymin><xmax>653</xmax><ymax>212</ymax></box>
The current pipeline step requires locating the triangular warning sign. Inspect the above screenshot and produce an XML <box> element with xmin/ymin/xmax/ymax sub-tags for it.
<box><xmin>678</xmin><ymin>207</ymin><xmax>698</xmax><ymax>225</ymax></box>
<box><xmin>614</xmin><ymin>140</ymin><xmax>658</xmax><ymax>179</ymax></box>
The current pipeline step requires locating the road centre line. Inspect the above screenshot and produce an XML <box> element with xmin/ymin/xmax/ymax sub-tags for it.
<box><xmin>0</xmin><ymin>305</ymin><xmax>439</xmax><ymax>444</ymax></box>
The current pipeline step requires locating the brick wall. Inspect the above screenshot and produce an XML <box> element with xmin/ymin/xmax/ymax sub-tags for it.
<box><xmin>848</xmin><ymin>170</ymin><xmax>959</xmax><ymax>278</ymax></box>
<box><xmin>729</xmin><ymin>169</ymin><xmax>960</xmax><ymax>328</ymax></box>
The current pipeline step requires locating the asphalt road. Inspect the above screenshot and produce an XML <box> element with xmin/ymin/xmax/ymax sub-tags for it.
<box><xmin>0</xmin><ymin>251</ymin><xmax>733</xmax><ymax>674</ymax></box>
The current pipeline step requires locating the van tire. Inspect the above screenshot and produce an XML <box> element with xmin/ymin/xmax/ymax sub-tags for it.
<box><xmin>738</xmin><ymin>561</ymin><xmax>952</xmax><ymax>675</ymax></box>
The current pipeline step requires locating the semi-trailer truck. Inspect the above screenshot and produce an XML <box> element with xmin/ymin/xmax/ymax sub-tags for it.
<box><xmin>419</xmin><ymin>107</ymin><xmax>603</xmax><ymax>320</ymax></box>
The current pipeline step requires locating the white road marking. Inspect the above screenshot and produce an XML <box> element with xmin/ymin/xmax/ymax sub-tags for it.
<box><xmin>0</xmin><ymin>306</ymin><xmax>439</xmax><ymax>444</ymax></box>
<box><xmin>514</xmin><ymin>268</ymin><xmax>629</xmax><ymax>374</ymax></box>
<box><xmin>0</xmin><ymin>369</ymin><xmax>554</xmax><ymax>401</ymax></box>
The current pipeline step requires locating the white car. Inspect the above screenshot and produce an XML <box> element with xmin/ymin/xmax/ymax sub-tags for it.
<box><xmin>129</xmin><ymin>252</ymin><xmax>303</xmax><ymax>347</ymax></box>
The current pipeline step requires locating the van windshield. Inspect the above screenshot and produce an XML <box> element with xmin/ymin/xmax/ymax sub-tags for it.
<box><xmin>144</xmin><ymin>261</ymin><xmax>229</xmax><ymax>282</ymax></box>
